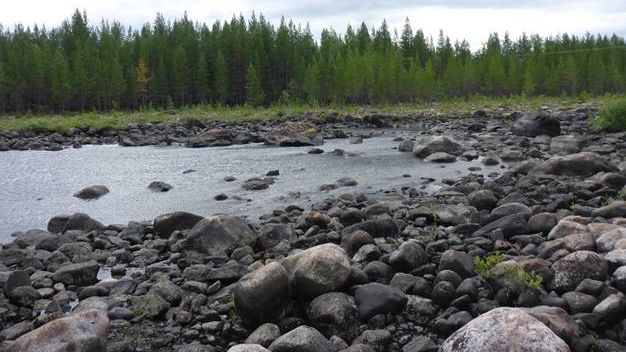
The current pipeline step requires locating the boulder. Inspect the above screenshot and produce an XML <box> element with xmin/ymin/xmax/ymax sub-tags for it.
<box><xmin>228</xmin><ymin>345</ymin><xmax>270</xmax><ymax>352</ymax></box>
<box><xmin>526</xmin><ymin>306</ymin><xmax>577</xmax><ymax>344</ymax></box>
<box><xmin>424</xmin><ymin>152</ymin><xmax>457</xmax><ymax>163</ymax></box>
<box><xmin>234</xmin><ymin>262</ymin><xmax>291</xmax><ymax>326</ymax></box>
<box><xmin>549</xmin><ymin>251</ymin><xmax>607</xmax><ymax>293</ymax></box>
<box><xmin>245</xmin><ymin>323</ymin><xmax>281</xmax><ymax>347</ymax></box>
<box><xmin>438</xmin><ymin>250</ymin><xmax>474</xmax><ymax>278</ymax></box>
<box><xmin>468</xmin><ymin>190</ymin><xmax>498</xmax><ymax>211</ymax></box>
<box><xmin>413</xmin><ymin>136</ymin><xmax>462</xmax><ymax>158</ymax></box>
<box><xmin>286</xmin><ymin>244</ymin><xmax>352</xmax><ymax>300</ymax></box>
<box><xmin>52</xmin><ymin>260</ymin><xmax>99</xmax><ymax>286</ymax></box>
<box><xmin>62</xmin><ymin>213</ymin><xmax>104</xmax><ymax>232</ymax></box>
<box><xmin>153</xmin><ymin>211</ymin><xmax>204</xmax><ymax>239</ymax></box>
<box><xmin>183</xmin><ymin>214</ymin><xmax>256</xmax><ymax>256</ymax></box>
<box><xmin>592</xmin><ymin>201</ymin><xmax>626</xmax><ymax>219</ymax></box>
<box><xmin>73</xmin><ymin>185</ymin><xmax>110</xmax><ymax>200</ymax></box>
<box><xmin>268</xmin><ymin>326</ymin><xmax>334</xmax><ymax>352</ymax></box>
<box><xmin>307</xmin><ymin>292</ymin><xmax>360</xmax><ymax>341</ymax></box>
<box><xmin>439</xmin><ymin>307</ymin><xmax>570</xmax><ymax>352</ymax></box>
<box><xmin>9</xmin><ymin>309</ymin><xmax>109</xmax><ymax>352</ymax></box>
<box><xmin>398</xmin><ymin>140</ymin><xmax>415</xmax><ymax>152</ymax></box>
<box><xmin>530</xmin><ymin>152</ymin><xmax>617</xmax><ymax>177</ymax></box>
<box><xmin>354</xmin><ymin>283</ymin><xmax>408</xmax><ymax>321</ymax></box>
<box><xmin>264</xmin><ymin>122</ymin><xmax>323</xmax><ymax>147</ymax></box>
<box><xmin>511</xmin><ymin>113</ymin><xmax>560</xmax><ymax>137</ymax></box>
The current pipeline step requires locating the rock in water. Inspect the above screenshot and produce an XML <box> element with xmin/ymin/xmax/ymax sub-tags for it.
<box><xmin>530</xmin><ymin>152</ymin><xmax>617</xmax><ymax>177</ymax></box>
<box><xmin>511</xmin><ymin>113</ymin><xmax>561</xmax><ymax>137</ymax></box>
<box><xmin>148</xmin><ymin>181</ymin><xmax>173</xmax><ymax>192</ymax></box>
<box><xmin>183</xmin><ymin>214</ymin><xmax>256</xmax><ymax>256</ymax></box>
<box><xmin>73</xmin><ymin>185</ymin><xmax>109</xmax><ymax>200</ymax></box>
<box><xmin>439</xmin><ymin>307</ymin><xmax>570</xmax><ymax>352</ymax></box>
<box><xmin>234</xmin><ymin>262</ymin><xmax>291</xmax><ymax>326</ymax></box>
<box><xmin>8</xmin><ymin>309</ymin><xmax>109</xmax><ymax>352</ymax></box>
<box><xmin>264</xmin><ymin>122</ymin><xmax>323</xmax><ymax>147</ymax></box>
<box><xmin>413</xmin><ymin>136</ymin><xmax>462</xmax><ymax>158</ymax></box>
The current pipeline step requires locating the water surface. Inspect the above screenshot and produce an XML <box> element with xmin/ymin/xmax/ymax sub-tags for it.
<box><xmin>0</xmin><ymin>133</ymin><xmax>499</xmax><ymax>242</ymax></box>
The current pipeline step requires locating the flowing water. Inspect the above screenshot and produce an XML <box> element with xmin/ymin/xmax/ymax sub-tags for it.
<box><xmin>0</xmin><ymin>131</ymin><xmax>501</xmax><ymax>242</ymax></box>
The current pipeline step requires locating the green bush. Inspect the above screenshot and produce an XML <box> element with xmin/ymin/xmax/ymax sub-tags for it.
<box><xmin>473</xmin><ymin>251</ymin><xmax>504</xmax><ymax>278</ymax></box>
<box><xmin>592</xmin><ymin>96</ymin><xmax>626</xmax><ymax>132</ymax></box>
<box><xmin>473</xmin><ymin>252</ymin><xmax>543</xmax><ymax>290</ymax></box>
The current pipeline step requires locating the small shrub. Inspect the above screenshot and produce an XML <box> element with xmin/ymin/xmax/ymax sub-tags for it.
<box><xmin>473</xmin><ymin>252</ymin><xmax>543</xmax><ymax>290</ymax></box>
<box><xmin>473</xmin><ymin>251</ymin><xmax>504</xmax><ymax>278</ymax></box>
<box><xmin>592</xmin><ymin>96</ymin><xmax>626</xmax><ymax>132</ymax></box>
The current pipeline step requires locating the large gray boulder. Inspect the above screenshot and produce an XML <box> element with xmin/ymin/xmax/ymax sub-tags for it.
<box><xmin>530</xmin><ymin>152</ymin><xmax>617</xmax><ymax>177</ymax></box>
<box><xmin>413</xmin><ymin>136</ymin><xmax>462</xmax><ymax>158</ymax></box>
<box><xmin>549</xmin><ymin>251</ymin><xmax>607</xmax><ymax>293</ymax></box>
<box><xmin>183</xmin><ymin>214</ymin><xmax>256</xmax><ymax>256</ymax></box>
<box><xmin>439</xmin><ymin>307</ymin><xmax>570</xmax><ymax>352</ymax></box>
<box><xmin>8</xmin><ymin>309</ymin><xmax>109</xmax><ymax>352</ymax></box>
<box><xmin>62</xmin><ymin>213</ymin><xmax>104</xmax><ymax>232</ymax></box>
<box><xmin>282</xmin><ymin>243</ymin><xmax>351</xmax><ymax>300</ymax></box>
<box><xmin>234</xmin><ymin>262</ymin><xmax>291</xmax><ymax>326</ymax></box>
<box><xmin>511</xmin><ymin>113</ymin><xmax>560</xmax><ymax>137</ymax></box>
<box><xmin>153</xmin><ymin>211</ymin><xmax>204</xmax><ymax>238</ymax></box>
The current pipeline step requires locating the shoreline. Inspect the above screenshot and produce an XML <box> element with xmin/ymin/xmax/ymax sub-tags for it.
<box><xmin>2</xmin><ymin>104</ymin><xmax>626</xmax><ymax>351</ymax></box>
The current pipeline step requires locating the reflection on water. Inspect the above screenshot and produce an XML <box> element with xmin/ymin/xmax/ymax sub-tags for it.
<box><xmin>0</xmin><ymin>132</ymin><xmax>499</xmax><ymax>242</ymax></box>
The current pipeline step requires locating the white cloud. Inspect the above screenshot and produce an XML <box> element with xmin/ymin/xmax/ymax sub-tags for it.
<box><xmin>1</xmin><ymin>0</ymin><xmax>624</xmax><ymax>49</ymax></box>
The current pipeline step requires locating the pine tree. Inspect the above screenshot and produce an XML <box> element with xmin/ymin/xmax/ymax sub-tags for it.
<box><xmin>245</xmin><ymin>64</ymin><xmax>265</xmax><ymax>107</ymax></box>
<box><xmin>136</xmin><ymin>57</ymin><xmax>150</xmax><ymax>107</ymax></box>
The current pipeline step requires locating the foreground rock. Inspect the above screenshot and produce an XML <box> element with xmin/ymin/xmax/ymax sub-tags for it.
<box><xmin>73</xmin><ymin>185</ymin><xmax>110</xmax><ymax>200</ymax></box>
<box><xmin>439</xmin><ymin>307</ymin><xmax>570</xmax><ymax>352</ymax></box>
<box><xmin>7</xmin><ymin>309</ymin><xmax>109</xmax><ymax>352</ymax></box>
<box><xmin>412</xmin><ymin>136</ymin><xmax>462</xmax><ymax>159</ymax></box>
<box><xmin>530</xmin><ymin>152</ymin><xmax>617</xmax><ymax>177</ymax></box>
<box><xmin>183</xmin><ymin>214</ymin><xmax>256</xmax><ymax>256</ymax></box>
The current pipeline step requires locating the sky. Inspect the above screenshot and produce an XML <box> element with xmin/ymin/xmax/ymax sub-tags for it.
<box><xmin>1</xmin><ymin>0</ymin><xmax>625</xmax><ymax>49</ymax></box>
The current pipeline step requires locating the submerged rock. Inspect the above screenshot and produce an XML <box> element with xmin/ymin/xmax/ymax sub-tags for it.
<box><xmin>73</xmin><ymin>185</ymin><xmax>109</xmax><ymax>200</ymax></box>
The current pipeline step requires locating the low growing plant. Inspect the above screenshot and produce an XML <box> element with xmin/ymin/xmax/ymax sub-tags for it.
<box><xmin>473</xmin><ymin>251</ymin><xmax>504</xmax><ymax>278</ymax></box>
<box><xmin>592</xmin><ymin>95</ymin><xmax>626</xmax><ymax>132</ymax></box>
<box><xmin>473</xmin><ymin>252</ymin><xmax>543</xmax><ymax>290</ymax></box>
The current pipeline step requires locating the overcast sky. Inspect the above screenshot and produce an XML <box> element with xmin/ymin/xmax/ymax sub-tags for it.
<box><xmin>1</xmin><ymin>0</ymin><xmax>625</xmax><ymax>49</ymax></box>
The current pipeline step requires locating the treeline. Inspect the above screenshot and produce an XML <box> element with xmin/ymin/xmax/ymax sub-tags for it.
<box><xmin>0</xmin><ymin>10</ymin><xmax>625</xmax><ymax>113</ymax></box>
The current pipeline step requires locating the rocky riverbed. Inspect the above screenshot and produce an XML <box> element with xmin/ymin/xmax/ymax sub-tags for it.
<box><xmin>1</xmin><ymin>103</ymin><xmax>626</xmax><ymax>352</ymax></box>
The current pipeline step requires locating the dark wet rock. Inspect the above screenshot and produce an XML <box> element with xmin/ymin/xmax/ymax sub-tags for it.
<box><xmin>148</xmin><ymin>181</ymin><xmax>173</xmax><ymax>192</ymax></box>
<box><xmin>257</xmin><ymin>224</ymin><xmax>295</xmax><ymax>250</ymax></box>
<box><xmin>337</xmin><ymin>177</ymin><xmax>358</xmax><ymax>187</ymax></box>
<box><xmin>73</xmin><ymin>185</ymin><xmax>110</xmax><ymax>200</ymax></box>
<box><xmin>214</xmin><ymin>193</ymin><xmax>228</xmax><ymax>201</ymax></box>
<box><xmin>52</xmin><ymin>260</ymin><xmax>99</xmax><ymax>286</ymax></box>
<box><xmin>438</xmin><ymin>250</ymin><xmax>474</xmax><ymax>278</ymax></box>
<box><xmin>132</xmin><ymin>291</ymin><xmax>170</xmax><ymax>318</ymax></box>
<box><xmin>530</xmin><ymin>152</ymin><xmax>617</xmax><ymax>177</ymax></box>
<box><xmin>389</xmin><ymin>240</ymin><xmax>428</xmax><ymax>272</ymax></box>
<box><xmin>511</xmin><ymin>113</ymin><xmax>560</xmax><ymax>137</ymax></box>
<box><xmin>234</xmin><ymin>262</ymin><xmax>291</xmax><ymax>326</ymax></box>
<box><xmin>592</xmin><ymin>293</ymin><xmax>626</xmax><ymax>322</ymax></box>
<box><xmin>307</xmin><ymin>292</ymin><xmax>360</xmax><ymax>341</ymax></box>
<box><xmin>308</xmin><ymin>148</ymin><xmax>324</xmax><ymax>154</ymax></box>
<box><xmin>439</xmin><ymin>307</ymin><xmax>569</xmax><ymax>352</ymax></box>
<box><xmin>8</xmin><ymin>309</ymin><xmax>109</xmax><ymax>352</ymax></box>
<box><xmin>228</xmin><ymin>344</ymin><xmax>269</xmax><ymax>352</ymax></box>
<box><xmin>592</xmin><ymin>201</ymin><xmax>626</xmax><ymax>219</ymax></box>
<box><xmin>398</xmin><ymin>140</ymin><xmax>415</xmax><ymax>152</ymax></box>
<box><xmin>268</xmin><ymin>325</ymin><xmax>334</xmax><ymax>352</ymax></box>
<box><xmin>528</xmin><ymin>212</ymin><xmax>558</xmax><ymax>235</ymax></box>
<box><xmin>474</xmin><ymin>214</ymin><xmax>528</xmax><ymax>239</ymax></box>
<box><xmin>153</xmin><ymin>211</ymin><xmax>203</xmax><ymax>239</ymax></box>
<box><xmin>183</xmin><ymin>214</ymin><xmax>256</xmax><ymax>256</ymax></box>
<box><xmin>525</xmin><ymin>306</ymin><xmax>577</xmax><ymax>344</ymax></box>
<box><xmin>344</xmin><ymin>218</ymin><xmax>399</xmax><ymax>238</ymax></box>
<box><xmin>47</xmin><ymin>214</ymin><xmax>71</xmax><ymax>233</ymax></box>
<box><xmin>354</xmin><ymin>283</ymin><xmax>408</xmax><ymax>321</ymax></box>
<box><xmin>401</xmin><ymin>335</ymin><xmax>437</xmax><ymax>352</ymax></box>
<box><xmin>63</xmin><ymin>213</ymin><xmax>104</xmax><ymax>232</ymax></box>
<box><xmin>468</xmin><ymin>190</ymin><xmax>498</xmax><ymax>210</ymax></box>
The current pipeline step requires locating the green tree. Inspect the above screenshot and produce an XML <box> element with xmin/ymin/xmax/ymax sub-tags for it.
<box><xmin>245</xmin><ymin>63</ymin><xmax>265</xmax><ymax>107</ymax></box>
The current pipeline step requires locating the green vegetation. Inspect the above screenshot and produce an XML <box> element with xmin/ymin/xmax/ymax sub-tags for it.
<box><xmin>473</xmin><ymin>251</ymin><xmax>505</xmax><ymax>278</ymax></box>
<box><xmin>0</xmin><ymin>95</ymin><xmax>601</xmax><ymax>132</ymax></box>
<box><xmin>473</xmin><ymin>252</ymin><xmax>543</xmax><ymax>290</ymax></box>
<box><xmin>0</xmin><ymin>10</ymin><xmax>624</xmax><ymax>114</ymax></box>
<box><xmin>592</xmin><ymin>96</ymin><xmax>626</xmax><ymax>132</ymax></box>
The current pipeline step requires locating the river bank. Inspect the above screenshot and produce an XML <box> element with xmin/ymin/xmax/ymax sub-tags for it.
<box><xmin>1</xmin><ymin>102</ymin><xmax>626</xmax><ymax>352</ymax></box>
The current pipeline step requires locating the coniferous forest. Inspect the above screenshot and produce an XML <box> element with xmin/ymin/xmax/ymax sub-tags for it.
<box><xmin>0</xmin><ymin>10</ymin><xmax>625</xmax><ymax>113</ymax></box>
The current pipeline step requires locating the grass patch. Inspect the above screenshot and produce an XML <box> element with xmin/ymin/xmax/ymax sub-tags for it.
<box><xmin>592</xmin><ymin>95</ymin><xmax>626</xmax><ymax>132</ymax></box>
<box><xmin>0</xmin><ymin>95</ymin><xmax>601</xmax><ymax>133</ymax></box>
